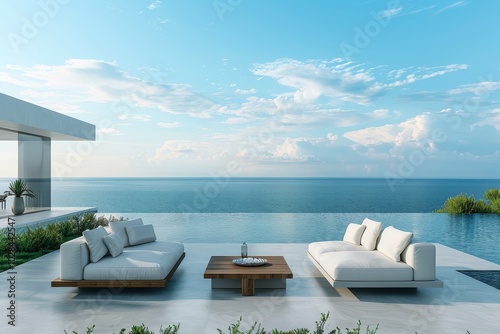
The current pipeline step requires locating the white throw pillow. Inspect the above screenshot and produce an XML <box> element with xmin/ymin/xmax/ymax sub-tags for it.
<box><xmin>110</xmin><ymin>218</ymin><xmax>144</xmax><ymax>247</ymax></box>
<box><xmin>102</xmin><ymin>233</ymin><xmax>124</xmax><ymax>257</ymax></box>
<box><xmin>360</xmin><ymin>218</ymin><xmax>383</xmax><ymax>250</ymax></box>
<box><xmin>377</xmin><ymin>226</ymin><xmax>413</xmax><ymax>262</ymax></box>
<box><xmin>126</xmin><ymin>224</ymin><xmax>157</xmax><ymax>246</ymax></box>
<box><xmin>82</xmin><ymin>226</ymin><xmax>109</xmax><ymax>263</ymax></box>
<box><xmin>343</xmin><ymin>223</ymin><xmax>366</xmax><ymax>245</ymax></box>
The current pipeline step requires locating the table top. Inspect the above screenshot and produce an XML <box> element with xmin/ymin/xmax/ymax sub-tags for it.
<box><xmin>204</xmin><ymin>256</ymin><xmax>293</xmax><ymax>279</ymax></box>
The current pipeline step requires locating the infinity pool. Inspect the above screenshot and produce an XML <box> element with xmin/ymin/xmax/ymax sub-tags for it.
<box><xmin>107</xmin><ymin>212</ymin><xmax>500</xmax><ymax>265</ymax></box>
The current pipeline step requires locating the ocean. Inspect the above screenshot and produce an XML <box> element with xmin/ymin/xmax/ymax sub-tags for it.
<box><xmin>49</xmin><ymin>177</ymin><xmax>500</xmax><ymax>213</ymax></box>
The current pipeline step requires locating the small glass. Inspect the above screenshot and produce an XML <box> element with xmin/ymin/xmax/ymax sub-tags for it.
<box><xmin>241</xmin><ymin>242</ymin><xmax>248</xmax><ymax>258</ymax></box>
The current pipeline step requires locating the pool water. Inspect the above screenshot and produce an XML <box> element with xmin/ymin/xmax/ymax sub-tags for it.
<box><xmin>109</xmin><ymin>212</ymin><xmax>500</xmax><ymax>265</ymax></box>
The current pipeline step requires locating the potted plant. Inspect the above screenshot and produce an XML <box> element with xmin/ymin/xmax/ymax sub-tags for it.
<box><xmin>8</xmin><ymin>179</ymin><xmax>36</xmax><ymax>215</ymax></box>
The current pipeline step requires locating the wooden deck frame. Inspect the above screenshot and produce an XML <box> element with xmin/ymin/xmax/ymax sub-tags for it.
<box><xmin>51</xmin><ymin>252</ymin><xmax>185</xmax><ymax>288</ymax></box>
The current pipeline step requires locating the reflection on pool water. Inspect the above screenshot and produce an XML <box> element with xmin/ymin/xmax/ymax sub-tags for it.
<box><xmin>108</xmin><ymin>212</ymin><xmax>500</xmax><ymax>265</ymax></box>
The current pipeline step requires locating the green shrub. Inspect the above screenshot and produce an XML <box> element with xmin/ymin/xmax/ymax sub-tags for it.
<box><xmin>69</xmin><ymin>212</ymin><xmax>125</xmax><ymax>235</ymax></box>
<box><xmin>0</xmin><ymin>229</ymin><xmax>7</xmax><ymax>253</ymax></box>
<box><xmin>54</xmin><ymin>220</ymin><xmax>76</xmax><ymax>238</ymax></box>
<box><xmin>16</xmin><ymin>225</ymin><xmax>63</xmax><ymax>252</ymax></box>
<box><xmin>435</xmin><ymin>193</ymin><xmax>491</xmax><ymax>214</ymax></box>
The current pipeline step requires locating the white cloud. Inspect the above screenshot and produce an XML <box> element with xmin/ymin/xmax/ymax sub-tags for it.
<box><xmin>147</xmin><ymin>0</ymin><xmax>161</xmax><ymax>10</ymax></box>
<box><xmin>385</xmin><ymin>64</ymin><xmax>468</xmax><ymax>88</ymax></box>
<box><xmin>449</xmin><ymin>81</ymin><xmax>500</xmax><ymax>95</ymax></box>
<box><xmin>252</xmin><ymin>59</ymin><xmax>468</xmax><ymax>106</ymax></box>
<box><xmin>370</xmin><ymin>109</ymin><xmax>389</xmax><ymax>119</ymax></box>
<box><xmin>382</xmin><ymin>7</ymin><xmax>403</xmax><ymax>18</ymax></box>
<box><xmin>0</xmin><ymin>59</ymin><xmax>220</xmax><ymax>118</ymax></box>
<box><xmin>234</xmin><ymin>88</ymin><xmax>257</xmax><ymax>95</ymax></box>
<box><xmin>119</xmin><ymin>114</ymin><xmax>151</xmax><ymax>121</ymax></box>
<box><xmin>99</xmin><ymin>127</ymin><xmax>122</xmax><ymax>136</ymax></box>
<box><xmin>150</xmin><ymin>140</ymin><xmax>197</xmax><ymax>162</ymax></box>
<box><xmin>327</xmin><ymin>133</ymin><xmax>338</xmax><ymax>141</ymax></box>
<box><xmin>434</xmin><ymin>1</ymin><xmax>467</xmax><ymax>15</ymax></box>
<box><xmin>271</xmin><ymin>137</ymin><xmax>317</xmax><ymax>162</ymax></box>
<box><xmin>158</xmin><ymin>122</ymin><xmax>182</xmax><ymax>128</ymax></box>
<box><xmin>344</xmin><ymin>114</ymin><xmax>431</xmax><ymax>146</ymax></box>
<box><xmin>252</xmin><ymin>58</ymin><xmax>383</xmax><ymax>104</ymax></box>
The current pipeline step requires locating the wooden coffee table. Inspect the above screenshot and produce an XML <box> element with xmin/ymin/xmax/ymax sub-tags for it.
<box><xmin>204</xmin><ymin>256</ymin><xmax>293</xmax><ymax>296</ymax></box>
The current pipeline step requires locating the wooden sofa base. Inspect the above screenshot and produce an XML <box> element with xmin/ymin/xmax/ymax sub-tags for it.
<box><xmin>51</xmin><ymin>252</ymin><xmax>185</xmax><ymax>288</ymax></box>
<box><xmin>307</xmin><ymin>252</ymin><xmax>443</xmax><ymax>288</ymax></box>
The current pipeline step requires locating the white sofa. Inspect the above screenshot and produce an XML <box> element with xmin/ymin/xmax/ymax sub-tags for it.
<box><xmin>308</xmin><ymin>218</ymin><xmax>443</xmax><ymax>288</ymax></box>
<box><xmin>51</xmin><ymin>219</ymin><xmax>185</xmax><ymax>288</ymax></box>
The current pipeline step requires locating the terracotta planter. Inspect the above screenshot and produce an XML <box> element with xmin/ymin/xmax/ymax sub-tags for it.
<box><xmin>12</xmin><ymin>197</ymin><xmax>25</xmax><ymax>215</ymax></box>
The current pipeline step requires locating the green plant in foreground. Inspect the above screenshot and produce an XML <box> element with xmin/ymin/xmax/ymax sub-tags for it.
<box><xmin>65</xmin><ymin>323</ymin><xmax>180</xmax><ymax>334</ymax></box>
<box><xmin>63</xmin><ymin>313</ymin><xmax>475</xmax><ymax>334</ymax></box>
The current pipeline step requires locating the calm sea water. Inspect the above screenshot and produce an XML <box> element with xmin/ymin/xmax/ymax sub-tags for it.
<box><xmin>48</xmin><ymin>177</ymin><xmax>500</xmax><ymax>213</ymax></box>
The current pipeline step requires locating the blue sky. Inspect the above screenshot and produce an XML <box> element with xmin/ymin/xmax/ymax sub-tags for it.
<box><xmin>0</xmin><ymin>0</ymin><xmax>499</xmax><ymax>179</ymax></box>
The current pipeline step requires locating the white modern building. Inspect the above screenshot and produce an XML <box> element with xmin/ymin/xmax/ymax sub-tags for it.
<box><xmin>0</xmin><ymin>92</ymin><xmax>95</xmax><ymax>212</ymax></box>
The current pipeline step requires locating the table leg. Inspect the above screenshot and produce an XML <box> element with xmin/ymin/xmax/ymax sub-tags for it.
<box><xmin>242</xmin><ymin>278</ymin><xmax>255</xmax><ymax>296</ymax></box>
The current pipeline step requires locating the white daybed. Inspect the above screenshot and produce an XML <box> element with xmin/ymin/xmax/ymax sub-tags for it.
<box><xmin>308</xmin><ymin>218</ymin><xmax>443</xmax><ymax>288</ymax></box>
<box><xmin>51</xmin><ymin>219</ymin><xmax>185</xmax><ymax>288</ymax></box>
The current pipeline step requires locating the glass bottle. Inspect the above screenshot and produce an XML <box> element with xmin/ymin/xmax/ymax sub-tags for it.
<box><xmin>241</xmin><ymin>242</ymin><xmax>248</xmax><ymax>258</ymax></box>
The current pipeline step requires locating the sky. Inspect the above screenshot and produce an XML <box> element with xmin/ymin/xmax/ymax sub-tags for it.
<box><xmin>0</xmin><ymin>0</ymin><xmax>499</xmax><ymax>179</ymax></box>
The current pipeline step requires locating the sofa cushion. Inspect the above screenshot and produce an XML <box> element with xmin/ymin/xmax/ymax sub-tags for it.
<box><xmin>83</xmin><ymin>241</ymin><xmax>184</xmax><ymax>280</ymax></box>
<box><xmin>360</xmin><ymin>218</ymin><xmax>383</xmax><ymax>250</ymax></box>
<box><xmin>343</xmin><ymin>223</ymin><xmax>366</xmax><ymax>245</ymax></box>
<box><xmin>82</xmin><ymin>226</ymin><xmax>109</xmax><ymax>263</ymax></box>
<box><xmin>319</xmin><ymin>251</ymin><xmax>413</xmax><ymax>281</ymax></box>
<box><xmin>308</xmin><ymin>241</ymin><xmax>367</xmax><ymax>260</ymax></box>
<box><xmin>110</xmin><ymin>218</ymin><xmax>144</xmax><ymax>247</ymax></box>
<box><xmin>102</xmin><ymin>233</ymin><xmax>124</xmax><ymax>257</ymax></box>
<box><xmin>126</xmin><ymin>224</ymin><xmax>157</xmax><ymax>246</ymax></box>
<box><xmin>377</xmin><ymin>226</ymin><xmax>413</xmax><ymax>262</ymax></box>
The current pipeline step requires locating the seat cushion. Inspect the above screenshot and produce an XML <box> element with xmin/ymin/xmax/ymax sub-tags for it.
<box><xmin>319</xmin><ymin>251</ymin><xmax>413</xmax><ymax>281</ymax></box>
<box><xmin>83</xmin><ymin>241</ymin><xmax>184</xmax><ymax>280</ymax></box>
<box><xmin>308</xmin><ymin>241</ymin><xmax>367</xmax><ymax>261</ymax></box>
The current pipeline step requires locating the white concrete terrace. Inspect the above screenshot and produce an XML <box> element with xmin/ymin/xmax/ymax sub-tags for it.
<box><xmin>1</xmin><ymin>238</ymin><xmax>499</xmax><ymax>333</ymax></box>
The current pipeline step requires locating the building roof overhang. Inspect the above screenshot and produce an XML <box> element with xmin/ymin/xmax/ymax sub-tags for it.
<box><xmin>0</xmin><ymin>93</ymin><xmax>95</xmax><ymax>141</ymax></box>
